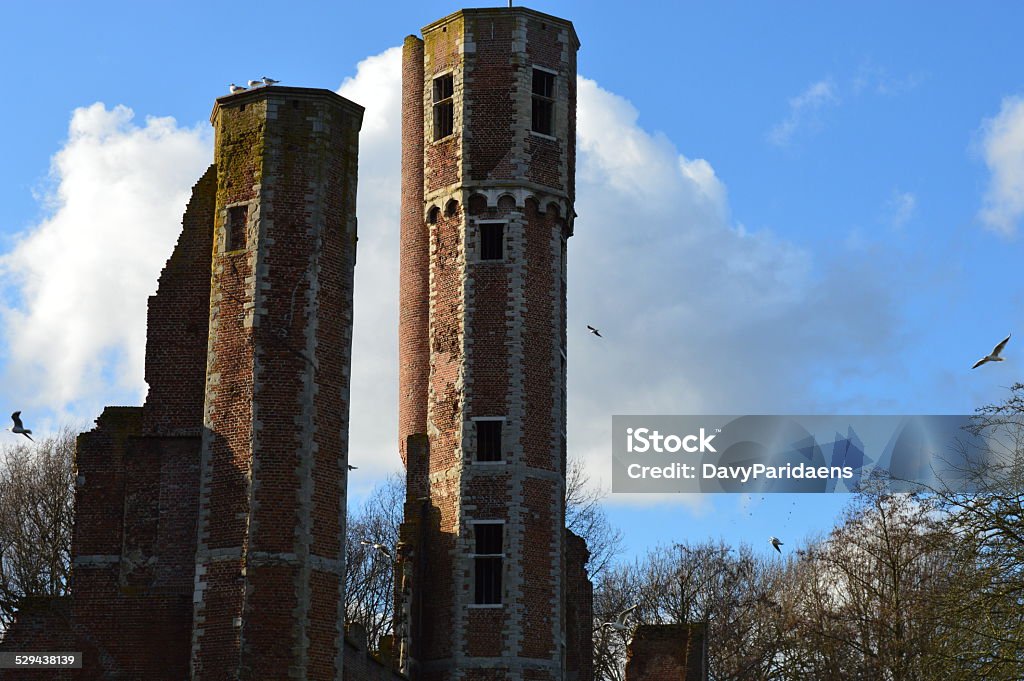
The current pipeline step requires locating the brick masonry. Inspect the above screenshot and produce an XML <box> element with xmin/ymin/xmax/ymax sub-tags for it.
<box><xmin>0</xmin><ymin>8</ymin><xmax>685</xmax><ymax>681</ymax></box>
<box><xmin>0</xmin><ymin>86</ymin><xmax>380</xmax><ymax>681</ymax></box>
<box><xmin>396</xmin><ymin>8</ymin><xmax>592</xmax><ymax>681</ymax></box>
<box><xmin>192</xmin><ymin>86</ymin><xmax>362</xmax><ymax>681</ymax></box>
<box><xmin>624</xmin><ymin>625</ymin><xmax>708</xmax><ymax>681</ymax></box>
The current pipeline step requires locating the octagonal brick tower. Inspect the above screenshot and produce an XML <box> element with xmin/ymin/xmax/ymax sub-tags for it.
<box><xmin>191</xmin><ymin>86</ymin><xmax>362</xmax><ymax>680</ymax></box>
<box><xmin>398</xmin><ymin>7</ymin><xmax>579</xmax><ymax>681</ymax></box>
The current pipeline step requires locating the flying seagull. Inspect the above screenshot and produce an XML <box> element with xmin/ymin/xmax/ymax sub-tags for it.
<box><xmin>587</xmin><ymin>325</ymin><xmax>602</xmax><ymax>338</ymax></box>
<box><xmin>348</xmin><ymin>464</ymin><xmax>358</xmax><ymax>471</ymax></box>
<box><xmin>770</xmin><ymin>536</ymin><xmax>783</xmax><ymax>553</ymax></box>
<box><xmin>261</xmin><ymin>76</ymin><xmax>280</xmax><ymax>86</ymax></box>
<box><xmin>972</xmin><ymin>334</ymin><xmax>1011</xmax><ymax>369</ymax></box>
<box><xmin>601</xmin><ymin>604</ymin><xmax>638</xmax><ymax>632</ymax></box>
<box><xmin>360</xmin><ymin>540</ymin><xmax>392</xmax><ymax>560</ymax></box>
<box><xmin>9</xmin><ymin>411</ymin><xmax>33</xmax><ymax>441</ymax></box>
<box><xmin>229</xmin><ymin>83</ymin><xmax>247</xmax><ymax>94</ymax></box>
<box><xmin>247</xmin><ymin>79</ymin><xmax>262</xmax><ymax>88</ymax></box>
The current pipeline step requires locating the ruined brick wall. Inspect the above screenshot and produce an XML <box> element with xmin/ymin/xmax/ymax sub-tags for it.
<box><xmin>564</xmin><ymin>531</ymin><xmax>593</xmax><ymax>681</ymax></box>
<box><xmin>401</xmin><ymin>8</ymin><xmax>581</xmax><ymax>681</ymax></box>
<box><xmin>3</xmin><ymin>86</ymin><xmax>363</xmax><ymax>681</ymax></box>
<box><xmin>0</xmin><ymin>598</ymin><xmax>104</xmax><ymax>681</ymax></box>
<box><xmin>1</xmin><ymin>165</ymin><xmax>222</xmax><ymax>679</ymax></box>
<box><xmin>342</xmin><ymin>627</ymin><xmax>405</xmax><ymax>681</ymax></box>
<box><xmin>192</xmin><ymin>86</ymin><xmax>362</xmax><ymax>681</ymax></box>
<box><xmin>142</xmin><ymin>165</ymin><xmax>216</xmax><ymax>437</ymax></box>
<box><xmin>624</xmin><ymin>624</ymin><xmax>708</xmax><ymax>681</ymax></box>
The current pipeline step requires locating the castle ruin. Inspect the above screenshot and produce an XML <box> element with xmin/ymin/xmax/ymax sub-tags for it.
<box><xmin>0</xmin><ymin>7</ymin><xmax>708</xmax><ymax>681</ymax></box>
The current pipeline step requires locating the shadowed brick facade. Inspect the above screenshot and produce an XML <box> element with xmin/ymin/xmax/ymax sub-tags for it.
<box><xmin>0</xmin><ymin>86</ymin><xmax>368</xmax><ymax>681</ymax></box>
<box><xmin>190</xmin><ymin>86</ymin><xmax>362</xmax><ymax>681</ymax></box>
<box><xmin>624</xmin><ymin>625</ymin><xmax>708</xmax><ymax>681</ymax></box>
<box><xmin>395</xmin><ymin>8</ymin><xmax>592</xmax><ymax>681</ymax></box>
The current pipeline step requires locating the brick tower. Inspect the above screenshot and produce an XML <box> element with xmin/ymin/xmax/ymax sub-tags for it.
<box><xmin>191</xmin><ymin>86</ymin><xmax>363</xmax><ymax>680</ymax></box>
<box><xmin>398</xmin><ymin>8</ymin><xmax>580</xmax><ymax>681</ymax></box>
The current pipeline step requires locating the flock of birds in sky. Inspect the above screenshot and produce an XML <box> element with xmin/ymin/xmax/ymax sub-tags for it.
<box><xmin>229</xmin><ymin>76</ymin><xmax>279</xmax><ymax>94</ymax></box>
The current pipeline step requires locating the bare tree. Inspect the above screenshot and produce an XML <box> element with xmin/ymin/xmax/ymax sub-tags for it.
<box><xmin>921</xmin><ymin>383</ymin><xmax>1024</xmax><ymax>679</ymax></box>
<box><xmin>566</xmin><ymin>455</ymin><xmax>624</xmax><ymax>580</ymax></box>
<box><xmin>0</xmin><ymin>428</ymin><xmax>76</xmax><ymax>634</ymax></box>
<box><xmin>592</xmin><ymin>540</ymin><xmax>787</xmax><ymax>681</ymax></box>
<box><xmin>344</xmin><ymin>473</ymin><xmax>403</xmax><ymax>653</ymax></box>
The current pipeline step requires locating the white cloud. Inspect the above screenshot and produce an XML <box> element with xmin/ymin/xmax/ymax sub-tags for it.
<box><xmin>0</xmin><ymin>49</ymin><xmax>901</xmax><ymax>506</ymax></box>
<box><xmin>0</xmin><ymin>104</ymin><xmax>211</xmax><ymax>411</ymax></box>
<box><xmin>336</xmin><ymin>47</ymin><xmax>404</xmax><ymax>486</ymax></box>
<box><xmin>571</xmin><ymin>77</ymin><xmax>899</xmax><ymax>502</ymax></box>
<box><xmin>768</xmin><ymin>78</ymin><xmax>839</xmax><ymax>147</ymax></box>
<box><xmin>978</xmin><ymin>95</ymin><xmax>1024</xmax><ymax>236</ymax></box>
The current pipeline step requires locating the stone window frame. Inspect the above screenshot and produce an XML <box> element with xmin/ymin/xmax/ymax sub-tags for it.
<box><xmin>472</xmin><ymin>218</ymin><xmax>511</xmax><ymax>264</ymax></box>
<box><xmin>222</xmin><ymin>201</ymin><xmax>252</xmax><ymax>255</ymax></box>
<box><xmin>471</xmin><ymin>416</ymin><xmax>506</xmax><ymax>465</ymax></box>
<box><xmin>530</xmin><ymin>65</ymin><xmax>558</xmax><ymax>140</ymax></box>
<box><xmin>468</xmin><ymin>519</ymin><xmax>505</xmax><ymax>607</ymax></box>
<box><xmin>432</xmin><ymin>70</ymin><xmax>455</xmax><ymax>142</ymax></box>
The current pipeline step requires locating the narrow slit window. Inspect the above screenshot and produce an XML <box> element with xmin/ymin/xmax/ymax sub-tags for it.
<box><xmin>532</xmin><ymin>69</ymin><xmax>555</xmax><ymax>136</ymax></box>
<box><xmin>474</xmin><ymin>523</ymin><xmax>503</xmax><ymax>604</ymax></box>
<box><xmin>480</xmin><ymin>223</ymin><xmax>504</xmax><ymax>261</ymax></box>
<box><xmin>476</xmin><ymin>420</ymin><xmax>502</xmax><ymax>462</ymax></box>
<box><xmin>227</xmin><ymin>206</ymin><xmax>248</xmax><ymax>252</ymax></box>
<box><xmin>433</xmin><ymin>74</ymin><xmax>454</xmax><ymax>140</ymax></box>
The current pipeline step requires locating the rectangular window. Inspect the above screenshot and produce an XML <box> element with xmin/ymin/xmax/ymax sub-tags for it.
<box><xmin>474</xmin><ymin>523</ymin><xmax>503</xmax><ymax>605</ymax></box>
<box><xmin>476</xmin><ymin>420</ymin><xmax>503</xmax><ymax>461</ymax></box>
<box><xmin>433</xmin><ymin>74</ymin><xmax>454</xmax><ymax>140</ymax></box>
<box><xmin>480</xmin><ymin>223</ymin><xmax>504</xmax><ymax>261</ymax></box>
<box><xmin>227</xmin><ymin>205</ymin><xmax>248</xmax><ymax>252</ymax></box>
<box><xmin>532</xmin><ymin>69</ymin><xmax>555</xmax><ymax>136</ymax></box>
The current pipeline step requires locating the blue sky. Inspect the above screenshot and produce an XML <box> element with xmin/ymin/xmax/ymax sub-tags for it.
<box><xmin>1</xmin><ymin>1</ymin><xmax>1023</xmax><ymax>564</ymax></box>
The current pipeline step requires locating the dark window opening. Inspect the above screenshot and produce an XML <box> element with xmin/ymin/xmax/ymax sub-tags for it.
<box><xmin>474</xmin><ymin>523</ymin><xmax>503</xmax><ymax>604</ymax></box>
<box><xmin>532</xmin><ymin>69</ymin><xmax>555</xmax><ymax>135</ymax></box>
<box><xmin>433</xmin><ymin>74</ymin><xmax>454</xmax><ymax>140</ymax></box>
<box><xmin>480</xmin><ymin>223</ymin><xmax>504</xmax><ymax>260</ymax></box>
<box><xmin>227</xmin><ymin>206</ymin><xmax>248</xmax><ymax>252</ymax></box>
<box><xmin>476</xmin><ymin>420</ymin><xmax>502</xmax><ymax>461</ymax></box>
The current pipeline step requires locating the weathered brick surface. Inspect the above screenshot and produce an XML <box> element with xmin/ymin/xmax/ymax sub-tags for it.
<box><xmin>564</xmin><ymin>530</ymin><xmax>593</xmax><ymax>681</ymax></box>
<box><xmin>193</xmin><ymin>86</ymin><xmax>362</xmax><ymax>680</ymax></box>
<box><xmin>399</xmin><ymin>8</ymin><xmax>585</xmax><ymax>681</ymax></box>
<box><xmin>142</xmin><ymin>164</ymin><xmax>216</xmax><ymax>436</ymax></box>
<box><xmin>1</xmin><ymin>85</ymin><xmax>375</xmax><ymax>681</ymax></box>
<box><xmin>400</xmin><ymin>35</ymin><xmax>429</xmax><ymax>480</ymax></box>
<box><xmin>625</xmin><ymin>624</ymin><xmax>708</xmax><ymax>681</ymax></box>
